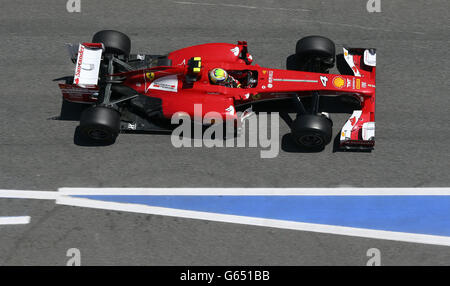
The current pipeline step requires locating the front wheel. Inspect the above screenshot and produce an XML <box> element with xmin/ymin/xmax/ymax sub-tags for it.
<box><xmin>79</xmin><ymin>106</ymin><xmax>121</xmax><ymax>143</ymax></box>
<box><xmin>291</xmin><ymin>114</ymin><xmax>332</xmax><ymax>150</ymax></box>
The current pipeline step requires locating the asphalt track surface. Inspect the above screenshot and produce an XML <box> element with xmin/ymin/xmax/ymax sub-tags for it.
<box><xmin>0</xmin><ymin>0</ymin><xmax>449</xmax><ymax>265</ymax></box>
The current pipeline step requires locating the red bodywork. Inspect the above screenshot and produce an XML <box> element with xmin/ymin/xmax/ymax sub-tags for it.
<box><xmin>60</xmin><ymin>41</ymin><xmax>376</xmax><ymax>147</ymax></box>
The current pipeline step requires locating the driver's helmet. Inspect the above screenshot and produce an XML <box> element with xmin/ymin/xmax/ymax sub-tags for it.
<box><xmin>209</xmin><ymin>68</ymin><xmax>228</xmax><ymax>84</ymax></box>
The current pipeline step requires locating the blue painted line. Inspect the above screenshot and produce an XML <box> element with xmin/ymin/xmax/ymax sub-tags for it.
<box><xmin>75</xmin><ymin>195</ymin><xmax>450</xmax><ymax>237</ymax></box>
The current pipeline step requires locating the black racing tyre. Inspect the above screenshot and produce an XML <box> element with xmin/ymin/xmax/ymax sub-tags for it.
<box><xmin>291</xmin><ymin>114</ymin><xmax>332</xmax><ymax>150</ymax></box>
<box><xmin>92</xmin><ymin>30</ymin><xmax>131</xmax><ymax>57</ymax></box>
<box><xmin>295</xmin><ymin>36</ymin><xmax>336</xmax><ymax>73</ymax></box>
<box><xmin>79</xmin><ymin>106</ymin><xmax>121</xmax><ymax>142</ymax></box>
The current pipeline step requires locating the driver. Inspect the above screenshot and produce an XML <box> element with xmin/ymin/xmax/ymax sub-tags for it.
<box><xmin>209</xmin><ymin>68</ymin><xmax>241</xmax><ymax>88</ymax></box>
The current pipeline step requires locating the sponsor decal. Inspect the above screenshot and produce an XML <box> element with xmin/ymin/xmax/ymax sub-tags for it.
<box><xmin>340</xmin><ymin>110</ymin><xmax>363</xmax><ymax>141</ymax></box>
<box><xmin>268</xmin><ymin>71</ymin><xmax>273</xmax><ymax>88</ymax></box>
<box><xmin>320</xmin><ymin>76</ymin><xmax>328</xmax><ymax>87</ymax></box>
<box><xmin>59</xmin><ymin>84</ymin><xmax>98</xmax><ymax>103</ymax></box>
<box><xmin>343</xmin><ymin>47</ymin><xmax>361</xmax><ymax>77</ymax></box>
<box><xmin>347</xmin><ymin>79</ymin><xmax>352</xmax><ymax>88</ymax></box>
<box><xmin>147</xmin><ymin>75</ymin><xmax>178</xmax><ymax>93</ymax></box>
<box><xmin>332</xmin><ymin>76</ymin><xmax>345</xmax><ymax>89</ymax></box>
<box><xmin>356</xmin><ymin>78</ymin><xmax>361</xmax><ymax>89</ymax></box>
<box><xmin>225</xmin><ymin>105</ymin><xmax>235</xmax><ymax>115</ymax></box>
<box><xmin>362</xmin><ymin>82</ymin><xmax>367</xmax><ymax>88</ymax></box>
<box><xmin>246</xmin><ymin>54</ymin><xmax>253</xmax><ymax>63</ymax></box>
<box><xmin>262</xmin><ymin>70</ymin><xmax>267</xmax><ymax>74</ymax></box>
<box><xmin>74</xmin><ymin>45</ymin><xmax>85</xmax><ymax>85</ymax></box>
<box><xmin>230</xmin><ymin>47</ymin><xmax>240</xmax><ymax>57</ymax></box>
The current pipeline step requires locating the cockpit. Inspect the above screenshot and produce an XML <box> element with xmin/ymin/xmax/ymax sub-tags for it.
<box><xmin>228</xmin><ymin>70</ymin><xmax>258</xmax><ymax>88</ymax></box>
<box><xmin>209</xmin><ymin>68</ymin><xmax>258</xmax><ymax>89</ymax></box>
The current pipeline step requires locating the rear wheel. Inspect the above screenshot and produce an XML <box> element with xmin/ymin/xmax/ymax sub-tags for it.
<box><xmin>295</xmin><ymin>36</ymin><xmax>335</xmax><ymax>73</ymax></box>
<box><xmin>92</xmin><ymin>30</ymin><xmax>131</xmax><ymax>57</ymax></box>
<box><xmin>291</xmin><ymin>114</ymin><xmax>332</xmax><ymax>150</ymax></box>
<box><xmin>79</xmin><ymin>106</ymin><xmax>121</xmax><ymax>143</ymax></box>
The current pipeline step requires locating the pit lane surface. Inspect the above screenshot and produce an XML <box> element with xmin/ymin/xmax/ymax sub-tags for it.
<box><xmin>1</xmin><ymin>0</ymin><xmax>449</xmax><ymax>265</ymax></box>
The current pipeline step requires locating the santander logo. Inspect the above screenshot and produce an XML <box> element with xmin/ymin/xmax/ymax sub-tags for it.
<box><xmin>74</xmin><ymin>45</ymin><xmax>85</xmax><ymax>84</ymax></box>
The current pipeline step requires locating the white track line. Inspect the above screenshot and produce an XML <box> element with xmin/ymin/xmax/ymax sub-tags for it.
<box><xmin>2</xmin><ymin>188</ymin><xmax>449</xmax><ymax>198</ymax></box>
<box><xmin>173</xmin><ymin>1</ymin><xmax>312</xmax><ymax>12</ymax></box>
<box><xmin>0</xmin><ymin>216</ymin><xmax>30</xmax><ymax>225</ymax></box>
<box><xmin>56</xmin><ymin>196</ymin><xmax>450</xmax><ymax>247</ymax></box>
<box><xmin>58</xmin><ymin>187</ymin><xmax>450</xmax><ymax>196</ymax></box>
<box><xmin>0</xmin><ymin>190</ymin><xmax>60</xmax><ymax>200</ymax></box>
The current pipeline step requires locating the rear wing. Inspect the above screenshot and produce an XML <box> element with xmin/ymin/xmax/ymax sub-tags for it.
<box><xmin>57</xmin><ymin>43</ymin><xmax>103</xmax><ymax>103</ymax></box>
<box><xmin>339</xmin><ymin>47</ymin><xmax>377</xmax><ymax>150</ymax></box>
<box><xmin>66</xmin><ymin>42</ymin><xmax>104</xmax><ymax>86</ymax></box>
<box><xmin>59</xmin><ymin>42</ymin><xmax>189</xmax><ymax>104</ymax></box>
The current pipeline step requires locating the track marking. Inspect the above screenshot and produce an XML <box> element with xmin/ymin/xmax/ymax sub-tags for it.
<box><xmin>56</xmin><ymin>196</ymin><xmax>450</xmax><ymax>247</ymax></box>
<box><xmin>58</xmin><ymin>187</ymin><xmax>450</xmax><ymax>196</ymax></box>
<box><xmin>0</xmin><ymin>216</ymin><xmax>30</xmax><ymax>225</ymax></box>
<box><xmin>0</xmin><ymin>190</ymin><xmax>60</xmax><ymax>200</ymax></box>
<box><xmin>2</xmin><ymin>188</ymin><xmax>450</xmax><ymax>246</ymax></box>
<box><xmin>173</xmin><ymin>1</ymin><xmax>312</xmax><ymax>12</ymax></box>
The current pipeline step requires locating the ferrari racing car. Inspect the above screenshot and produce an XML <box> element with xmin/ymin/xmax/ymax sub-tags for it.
<box><xmin>58</xmin><ymin>30</ymin><xmax>376</xmax><ymax>151</ymax></box>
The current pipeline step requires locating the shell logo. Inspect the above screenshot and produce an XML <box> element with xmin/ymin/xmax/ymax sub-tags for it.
<box><xmin>332</xmin><ymin>76</ymin><xmax>345</xmax><ymax>89</ymax></box>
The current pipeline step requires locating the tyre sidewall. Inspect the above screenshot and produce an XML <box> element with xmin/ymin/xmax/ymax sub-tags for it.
<box><xmin>79</xmin><ymin>106</ymin><xmax>121</xmax><ymax>142</ymax></box>
<box><xmin>291</xmin><ymin>115</ymin><xmax>332</xmax><ymax>149</ymax></box>
<box><xmin>296</xmin><ymin>36</ymin><xmax>336</xmax><ymax>59</ymax></box>
<box><xmin>92</xmin><ymin>30</ymin><xmax>131</xmax><ymax>57</ymax></box>
<box><xmin>295</xmin><ymin>36</ymin><xmax>336</xmax><ymax>72</ymax></box>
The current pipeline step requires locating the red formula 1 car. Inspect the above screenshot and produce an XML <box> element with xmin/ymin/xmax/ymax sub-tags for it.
<box><xmin>58</xmin><ymin>30</ymin><xmax>376</xmax><ymax>151</ymax></box>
